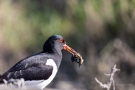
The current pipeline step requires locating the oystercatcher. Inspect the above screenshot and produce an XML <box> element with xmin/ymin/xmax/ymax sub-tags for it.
<box><xmin>0</xmin><ymin>35</ymin><xmax>81</xmax><ymax>89</ymax></box>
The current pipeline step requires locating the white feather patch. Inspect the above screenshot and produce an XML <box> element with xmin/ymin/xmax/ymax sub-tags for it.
<box><xmin>25</xmin><ymin>59</ymin><xmax>58</xmax><ymax>90</ymax></box>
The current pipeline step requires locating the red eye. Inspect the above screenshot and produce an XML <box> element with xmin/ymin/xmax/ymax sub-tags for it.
<box><xmin>59</xmin><ymin>38</ymin><xmax>65</xmax><ymax>43</ymax></box>
<box><xmin>59</xmin><ymin>38</ymin><xmax>64</xmax><ymax>43</ymax></box>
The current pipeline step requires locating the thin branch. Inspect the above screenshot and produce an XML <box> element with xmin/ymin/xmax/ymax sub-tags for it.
<box><xmin>95</xmin><ymin>64</ymin><xmax>120</xmax><ymax>90</ymax></box>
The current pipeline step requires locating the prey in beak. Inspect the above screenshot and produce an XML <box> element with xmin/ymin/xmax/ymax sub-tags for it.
<box><xmin>63</xmin><ymin>44</ymin><xmax>84</xmax><ymax>67</ymax></box>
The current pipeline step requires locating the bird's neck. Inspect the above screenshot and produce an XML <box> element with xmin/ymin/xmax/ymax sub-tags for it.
<box><xmin>43</xmin><ymin>42</ymin><xmax>62</xmax><ymax>57</ymax></box>
<box><xmin>41</xmin><ymin>52</ymin><xmax>62</xmax><ymax>68</ymax></box>
<box><xmin>43</xmin><ymin>47</ymin><xmax>62</xmax><ymax>56</ymax></box>
<box><xmin>52</xmin><ymin>53</ymin><xmax>62</xmax><ymax>68</ymax></box>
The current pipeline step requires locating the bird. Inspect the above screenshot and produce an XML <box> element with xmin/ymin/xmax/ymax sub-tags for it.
<box><xmin>0</xmin><ymin>35</ymin><xmax>80</xmax><ymax>90</ymax></box>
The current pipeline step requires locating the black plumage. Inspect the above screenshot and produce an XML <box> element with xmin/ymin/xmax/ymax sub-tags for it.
<box><xmin>1</xmin><ymin>54</ymin><xmax>53</xmax><ymax>81</ymax></box>
<box><xmin>0</xmin><ymin>35</ymin><xmax>65</xmax><ymax>83</ymax></box>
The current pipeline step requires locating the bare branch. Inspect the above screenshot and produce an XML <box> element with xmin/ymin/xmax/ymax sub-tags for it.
<box><xmin>95</xmin><ymin>64</ymin><xmax>120</xmax><ymax>90</ymax></box>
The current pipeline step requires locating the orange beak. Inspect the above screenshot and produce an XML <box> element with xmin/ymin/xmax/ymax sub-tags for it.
<box><xmin>63</xmin><ymin>44</ymin><xmax>84</xmax><ymax>66</ymax></box>
<box><xmin>63</xmin><ymin>44</ymin><xmax>77</xmax><ymax>55</ymax></box>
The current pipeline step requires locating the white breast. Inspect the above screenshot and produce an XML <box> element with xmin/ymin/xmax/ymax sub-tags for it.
<box><xmin>25</xmin><ymin>59</ymin><xmax>58</xmax><ymax>90</ymax></box>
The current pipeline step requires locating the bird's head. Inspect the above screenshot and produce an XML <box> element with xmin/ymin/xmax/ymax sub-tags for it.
<box><xmin>43</xmin><ymin>35</ymin><xmax>77</xmax><ymax>55</ymax></box>
<box><xmin>43</xmin><ymin>35</ymin><xmax>84</xmax><ymax>66</ymax></box>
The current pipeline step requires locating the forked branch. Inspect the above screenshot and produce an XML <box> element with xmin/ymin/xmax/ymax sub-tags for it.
<box><xmin>95</xmin><ymin>65</ymin><xmax>120</xmax><ymax>90</ymax></box>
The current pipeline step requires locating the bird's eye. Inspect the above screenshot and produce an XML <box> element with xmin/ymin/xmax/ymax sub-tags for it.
<box><xmin>59</xmin><ymin>38</ymin><xmax>65</xmax><ymax>43</ymax></box>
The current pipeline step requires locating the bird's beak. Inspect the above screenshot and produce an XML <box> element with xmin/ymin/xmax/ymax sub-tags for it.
<box><xmin>63</xmin><ymin>44</ymin><xmax>84</xmax><ymax>66</ymax></box>
<box><xmin>63</xmin><ymin>44</ymin><xmax>77</xmax><ymax>55</ymax></box>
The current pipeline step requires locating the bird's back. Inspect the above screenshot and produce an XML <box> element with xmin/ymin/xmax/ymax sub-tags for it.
<box><xmin>0</xmin><ymin>52</ymin><xmax>60</xmax><ymax>83</ymax></box>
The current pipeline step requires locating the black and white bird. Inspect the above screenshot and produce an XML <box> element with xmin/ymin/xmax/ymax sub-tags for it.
<box><xmin>0</xmin><ymin>35</ymin><xmax>79</xmax><ymax>90</ymax></box>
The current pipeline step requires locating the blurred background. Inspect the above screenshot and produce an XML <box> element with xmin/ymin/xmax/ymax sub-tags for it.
<box><xmin>0</xmin><ymin>0</ymin><xmax>135</xmax><ymax>90</ymax></box>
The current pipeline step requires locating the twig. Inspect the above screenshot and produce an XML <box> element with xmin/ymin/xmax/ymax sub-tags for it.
<box><xmin>95</xmin><ymin>64</ymin><xmax>120</xmax><ymax>90</ymax></box>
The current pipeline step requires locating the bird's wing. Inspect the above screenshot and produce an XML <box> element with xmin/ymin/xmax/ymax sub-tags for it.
<box><xmin>0</xmin><ymin>54</ymin><xmax>53</xmax><ymax>81</ymax></box>
<box><xmin>4</xmin><ymin>64</ymin><xmax>53</xmax><ymax>81</ymax></box>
